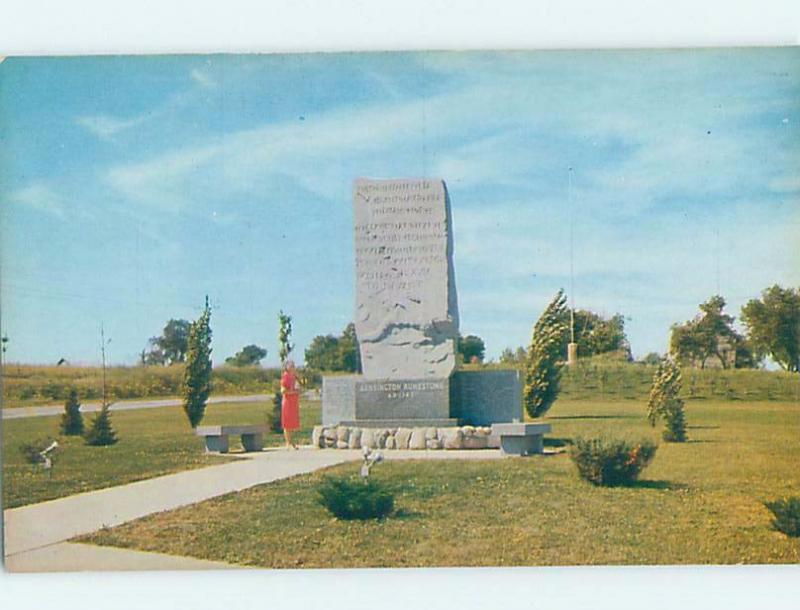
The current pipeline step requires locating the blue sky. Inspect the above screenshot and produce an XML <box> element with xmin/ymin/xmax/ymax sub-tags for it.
<box><xmin>1</xmin><ymin>49</ymin><xmax>798</xmax><ymax>366</ymax></box>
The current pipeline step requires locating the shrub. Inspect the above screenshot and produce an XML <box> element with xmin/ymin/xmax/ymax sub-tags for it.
<box><xmin>317</xmin><ymin>476</ymin><xmax>395</xmax><ymax>520</ymax></box>
<box><xmin>84</xmin><ymin>404</ymin><xmax>118</xmax><ymax>446</ymax></box>
<box><xmin>570</xmin><ymin>437</ymin><xmax>658</xmax><ymax>486</ymax></box>
<box><xmin>60</xmin><ymin>388</ymin><xmax>84</xmax><ymax>435</ymax></box>
<box><xmin>764</xmin><ymin>497</ymin><xmax>800</xmax><ymax>537</ymax></box>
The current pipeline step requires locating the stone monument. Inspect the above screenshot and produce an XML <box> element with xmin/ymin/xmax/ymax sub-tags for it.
<box><xmin>322</xmin><ymin>177</ymin><xmax>521</xmax><ymax>429</ymax></box>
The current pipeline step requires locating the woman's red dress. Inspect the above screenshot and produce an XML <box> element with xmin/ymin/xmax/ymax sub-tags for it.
<box><xmin>281</xmin><ymin>370</ymin><xmax>300</xmax><ymax>431</ymax></box>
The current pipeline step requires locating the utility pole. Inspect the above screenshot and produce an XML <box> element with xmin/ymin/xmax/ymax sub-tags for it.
<box><xmin>100</xmin><ymin>323</ymin><xmax>108</xmax><ymax>407</ymax></box>
<box><xmin>567</xmin><ymin>167</ymin><xmax>578</xmax><ymax>366</ymax></box>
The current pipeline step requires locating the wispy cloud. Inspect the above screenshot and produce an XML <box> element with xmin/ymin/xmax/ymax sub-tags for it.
<box><xmin>75</xmin><ymin>114</ymin><xmax>147</xmax><ymax>139</ymax></box>
<box><xmin>7</xmin><ymin>183</ymin><xmax>65</xmax><ymax>217</ymax></box>
<box><xmin>75</xmin><ymin>66</ymin><xmax>218</xmax><ymax>140</ymax></box>
<box><xmin>190</xmin><ymin>68</ymin><xmax>216</xmax><ymax>88</ymax></box>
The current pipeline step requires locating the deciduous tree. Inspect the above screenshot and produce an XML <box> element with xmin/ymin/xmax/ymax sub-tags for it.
<box><xmin>670</xmin><ymin>295</ymin><xmax>757</xmax><ymax>369</ymax></box>
<box><xmin>457</xmin><ymin>334</ymin><xmax>486</xmax><ymax>364</ymax></box>
<box><xmin>145</xmin><ymin>319</ymin><xmax>191</xmax><ymax>365</ymax></box>
<box><xmin>741</xmin><ymin>285</ymin><xmax>800</xmax><ymax>373</ymax></box>
<box><xmin>304</xmin><ymin>323</ymin><xmax>360</xmax><ymax>373</ymax></box>
<box><xmin>225</xmin><ymin>344</ymin><xmax>267</xmax><ymax>367</ymax></box>
<box><xmin>558</xmin><ymin>309</ymin><xmax>631</xmax><ymax>361</ymax></box>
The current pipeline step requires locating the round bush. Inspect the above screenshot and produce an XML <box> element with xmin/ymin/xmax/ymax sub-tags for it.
<box><xmin>570</xmin><ymin>437</ymin><xmax>658</xmax><ymax>486</ymax></box>
<box><xmin>317</xmin><ymin>476</ymin><xmax>394</xmax><ymax>520</ymax></box>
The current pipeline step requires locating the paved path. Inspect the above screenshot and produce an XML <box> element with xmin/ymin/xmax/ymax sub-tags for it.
<box><xmin>3</xmin><ymin>448</ymin><xmax>351</xmax><ymax>557</ymax></box>
<box><xmin>2</xmin><ymin>393</ymin><xmax>282</xmax><ymax>420</ymax></box>
<box><xmin>3</xmin><ymin>446</ymin><xmax>503</xmax><ymax>571</ymax></box>
<box><xmin>5</xmin><ymin>542</ymin><xmax>237</xmax><ymax>572</ymax></box>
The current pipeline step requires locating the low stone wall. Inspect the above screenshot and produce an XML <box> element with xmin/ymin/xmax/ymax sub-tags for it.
<box><xmin>311</xmin><ymin>425</ymin><xmax>498</xmax><ymax>450</ymax></box>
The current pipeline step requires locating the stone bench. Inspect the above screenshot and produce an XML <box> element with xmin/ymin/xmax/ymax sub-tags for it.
<box><xmin>195</xmin><ymin>425</ymin><xmax>267</xmax><ymax>453</ymax></box>
<box><xmin>490</xmin><ymin>422</ymin><xmax>552</xmax><ymax>456</ymax></box>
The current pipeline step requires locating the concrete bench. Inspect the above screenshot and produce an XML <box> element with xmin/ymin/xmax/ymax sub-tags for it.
<box><xmin>195</xmin><ymin>425</ymin><xmax>267</xmax><ymax>453</ymax></box>
<box><xmin>491</xmin><ymin>422</ymin><xmax>552</xmax><ymax>456</ymax></box>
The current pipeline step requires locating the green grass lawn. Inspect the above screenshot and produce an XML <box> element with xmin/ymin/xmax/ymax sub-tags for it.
<box><xmin>2</xmin><ymin>399</ymin><xmax>321</xmax><ymax>509</ymax></box>
<box><xmin>80</xmin><ymin>398</ymin><xmax>800</xmax><ymax>567</ymax></box>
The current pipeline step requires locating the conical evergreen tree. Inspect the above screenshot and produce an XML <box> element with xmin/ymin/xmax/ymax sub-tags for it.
<box><xmin>523</xmin><ymin>290</ymin><xmax>569</xmax><ymax>418</ymax></box>
<box><xmin>84</xmin><ymin>404</ymin><xmax>118</xmax><ymax>446</ymax></box>
<box><xmin>182</xmin><ymin>297</ymin><xmax>213</xmax><ymax>428</ymax></box>
<box><xmin>60</xmin><ymin>388</ymin><xmax>84</xmax><ymax>436</ymax></box>
<box><xmin>647</xmin><ymin>359</ymin><xmax>688</xmax><ymax>442</ymax></box>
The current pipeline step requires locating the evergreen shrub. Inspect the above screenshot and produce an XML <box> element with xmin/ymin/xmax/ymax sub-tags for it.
<box><xmin>570</xmin><ymin>437</ymin><xmax>657</xmax><ymax>486</ymax></box>
<box><xmin>84</xmin><ymin>404</ymin><xmax>118</xmax><ymax>446</ymax></box>
<box><xmin>317</xmin><ymin>476</ymin><xmax>395</xmax><ymax>520</ymax></box>
<box><xmin>60</xmin><ymin>388</ymin><xmax>84</xmax><ymax>435</ymax></box>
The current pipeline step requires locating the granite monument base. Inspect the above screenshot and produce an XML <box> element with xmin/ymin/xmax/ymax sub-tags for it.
<box><xmin>449</xmin><ymin>369</ymin><xmax>522</xmax><ymax>426</ymax></box>
<box><xmin>322</xmin><ymin>368</ymin><xmax>522</xmax><ymax>428</ymax></box>
<box><xmin>322</xmin><ymin>375</ymin><xmax>455</xmax><ymax>427</ymax></box>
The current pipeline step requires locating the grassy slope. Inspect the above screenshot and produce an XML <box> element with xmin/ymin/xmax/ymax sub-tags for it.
<box><xmin>559</xmin><ymin>361</ymin><xmax>800</xmax><ymax>402</ymax></box>
<box><xmin>81</xmin><ymin>398</ymin><xmax>800</xmax><ymax>567</ymax></box>
<box><xmin>1</xmin><ymin>364</ymin><xmax>282</xmax><ymax>408</ymax></box>
<box><xmin>2</xmin><ymin>400</ymin><xmax>321</xmax><ymax>509</ymax></box>
<box><xmin>5</xmin><ymin>362</ymin><xmax>799</xmax><ymax>408</ymax></box>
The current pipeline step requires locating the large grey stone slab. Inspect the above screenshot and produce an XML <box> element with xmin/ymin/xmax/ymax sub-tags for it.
<box><xmin>353</xmin><ymin>178</ymin><xmax>459</xmax><ymax>379</ymax></box>
<box><xmin>450</xmin><ymin>369</ymin><xmax>523</xmax><ymax>426</ymax></box>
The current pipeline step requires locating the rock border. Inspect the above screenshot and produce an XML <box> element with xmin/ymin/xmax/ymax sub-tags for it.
<box><xmin>311</xmin><ymin>425</ymin><xmax>499</xmax><ymax>450</ymax></box>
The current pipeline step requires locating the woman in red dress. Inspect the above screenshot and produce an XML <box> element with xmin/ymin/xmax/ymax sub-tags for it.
<box><xmin>280</xmin><ymin>360</ymin><xmax>301</xmax><ymax>449</ymax></box>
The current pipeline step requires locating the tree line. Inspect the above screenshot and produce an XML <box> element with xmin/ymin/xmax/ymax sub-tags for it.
<box><xmin>501</xmin><ymin>284</ymin><xmax>799</xmax><ymax>373</ymax></box>
<box><xmin>141</xmin><ymin>320</ymin><xmax>268</xmax><ymax>368</ymax></box>
<box><xmin>140</xmin><ymin>283</ymin><xmax>798</xmax><ymax>374</ymax></box>
<box><xmin>669</xmin><ymin>286</ymin><xmax>799</xmax><ymax>372</ymax></box>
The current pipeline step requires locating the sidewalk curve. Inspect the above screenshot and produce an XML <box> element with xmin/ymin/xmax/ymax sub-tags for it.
<box><xmin>3</xmin><ymin>446</ymin><xmax>503</xmax><ymax>571</ymax></box>
<box><xmin>4</xmin><ymin>448</ymin><xmax>352</xmax><ymax>559</ymax></box>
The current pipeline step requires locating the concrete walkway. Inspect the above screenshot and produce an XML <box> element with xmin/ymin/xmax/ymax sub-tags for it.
<box><xmin>3</xmin><ymin>446</ymin><xmax>503</xmax><ymax>571</ymax></box>
<box><xmin>6</xmin><ymin>542</ymin><xmax>236</xmax><ymax>572</ymax></box>
<box><xmin>2</xmin><ymin>394</ymin><xmax>273</xmax><ymax>420</ymax></box>
<box><xmin>3</xmin><ymin>448</ymin><xmax>352</xmax><ymax>558</ymax></box>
